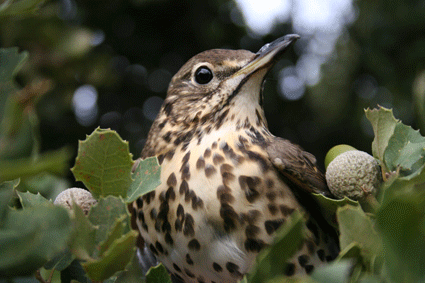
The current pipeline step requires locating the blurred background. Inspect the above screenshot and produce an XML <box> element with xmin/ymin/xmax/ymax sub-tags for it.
<box><xmin>1</xmin><ymin>0</ymin><xmax>425</xmax><ymax>193</ymax></box>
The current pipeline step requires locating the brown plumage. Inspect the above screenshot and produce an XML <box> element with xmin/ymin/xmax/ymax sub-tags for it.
<box><xmin>131</xmin><ymin>34</ymin><xmax>337</xmax><ymax>283</ymax></box>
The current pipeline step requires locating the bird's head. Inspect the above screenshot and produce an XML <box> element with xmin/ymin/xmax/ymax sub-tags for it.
<box><xmin>142</xmin><ymin>34</ymin><xmax>299</xmax><ymax>156</ymax></box>
<box><xmin>161</xmin><ymin>34</ymin><xmax>299</xmax><ymax>129</ymax></box>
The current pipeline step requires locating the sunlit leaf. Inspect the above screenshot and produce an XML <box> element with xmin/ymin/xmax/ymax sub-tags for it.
<box><xmin>312</xmin><ymin>193</ymin><xmax>359</xmax><ymax>228</ymax></box>
<box><xmin>365</xmin><ymin>107</ymin><xmax>398</xmax><ymax>169</ymax></box>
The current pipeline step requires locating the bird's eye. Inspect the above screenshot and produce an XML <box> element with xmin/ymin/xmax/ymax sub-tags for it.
<box><xmin>194</xmin><ymin>66</ymin><xmax>213</xmax><ymax>84</ymax></box>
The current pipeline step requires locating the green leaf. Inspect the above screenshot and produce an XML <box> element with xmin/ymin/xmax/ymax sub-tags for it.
<box><xmin>82</xmin><ymin>230</ymin><xmax>138</xmax><ymax>281</ymax></box>
<box><xmin>98</xmin><ymin>214</ymin><xmax>128</xmax><ymax>256</ymax></box>
<box><xmin>127</xmin><ymin>157</ymin><xmax>161</xmax><ymax>203</ymax></box>
<box><xmin>145</xmin><ymin>263</ymin><xmax>172</xmax><ymax>283</ymax></box>
<box><xmin>365</xmin><ymin>107</ymin><xmax>398</xmax><ymax>168</ymax></box>
<box><xmin>87</xmin><ymin>196</ymin><xmax>129</xmax><ymax>247</ymax></box>
<box><xmin>69</xmin><ymin>202</ymin><xmax>97</xmax><ymax>261</ymax></box>
<box><xmin>20</xmin><ymin>172</ymin><xmax>70</xmax><ymax>201</ymax></box>
<box><xmin>312</xmin><ymin>193</ymin><xmax>359</xmax><ymax>228</ymax></box>
<box><xmin>71</xmin><ymin>128</ymin><xmax>133</xmax><ymax>198</ymax></box>
<box><xmin>0</xmin><ymin>179</ymin><xmax>19</xmax><ymax>220</ymax></box>
<box><xmin>16</xmin><ymin>190</ymin><xmax>51</xmax><ymax>208</ymax></box>
<box><xmin>0</xmin><ymin>204</ymin><xmax>72</xmax><ymax>276</ymax></box>
<box><xmin>0</xmin><ymin>47</ymin><xmax>28</xmax><ymax>85</ymax></box>
<box><xmin>384</xmin><ymin>122</ymin><xmax>425</xmax><ymax>180</ymax></box>
<box><xmin>376</xmin><ymin>188</ymin><xmax>425</xmax><ymax>282</ymax></box>
<box><xmin>60</xmin><ymin>259</ymin><xmax>91</xmax><ymax>283</ymax></box>
<box><xmin>248</xmin><ymin>212</ymin><xmax>305</xmax><ymax>283</ymax></box>
<box><xmin>337</xmin><ymin>205</ymin><xmax>382</xmax><ymax>271</ymax></box>
<box><xmin>113</xmin><ymin>249</ymin><xmax>146</xmax><ymax>283</ymax></box>
<box><xmin>44</xmin><ymin>249</ymin><xmax>75</xmax><ymax>272</ymax></box>
<box><xmin>0</xmin><ymin>146</ymin><xmax>73</xmax><ymax>181</ymax></box>
<box><xmin>311</xmin><ymin>260</ymin><xmax>352</xmax><ymax>283</ymax></box>
<box><xmin>0</xmin><ymin>0</ymin><xmax>46</xmax><ymax>17</ymax></box>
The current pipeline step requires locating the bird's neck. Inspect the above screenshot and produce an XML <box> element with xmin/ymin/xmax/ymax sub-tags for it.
<box><xmin>141</xmin><ymin>103</ymin><xmax>269</xmax><ymax>159</ymax></box>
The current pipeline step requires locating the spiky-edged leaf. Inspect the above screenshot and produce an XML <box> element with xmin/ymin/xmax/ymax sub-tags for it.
<box><xmin>71</xmin><ymin>128</ymin><xmax>133</xmax><ymax>198</ymax></box>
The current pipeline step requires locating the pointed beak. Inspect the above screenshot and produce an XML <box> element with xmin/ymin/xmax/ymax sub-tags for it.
<box><xmin>233</xmin><ymin>34</ymin><xmax>300</xmax><ymax>77</ymax></box>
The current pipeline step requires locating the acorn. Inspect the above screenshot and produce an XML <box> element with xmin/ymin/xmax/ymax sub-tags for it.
<box><xmin>325</xmin><ymin>145</ymin><xmax>382</xmax><ymax>200</ymax></box>
<box><xmin>54</xmin><ymin>187</ymin><xmax>97</xmax><ymax>215</ymax></box>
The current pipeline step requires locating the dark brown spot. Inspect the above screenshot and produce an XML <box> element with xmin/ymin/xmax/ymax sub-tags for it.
<box><xmin>180</xmin><ymin>180</ymin><xmax>189</xmax><ymax>195</ymax></box>
<box><xmin>205</xmin><ymin>164</ymin><xmax>217</xmax><ymax>177</ymax></box>
<box><xmin>166</xmin><ymin>187</ymin><xmax>176</xmax><ymax>201</ymax></box>
<box><xmin>138</xmin><ymin>210</ymin><xmax>145</xmax><ymax>224</ymax></box>
<box><xmin>196</xmin><ymin>157</ymin><xmax>205</xmax><ymax>169</ymax></box>
<box><xmin>220</xmin><ymin>163</ymin><xmax>233</xmax><ymax>174</ymax></box>
<box><xmin>213</xmin><ymin>262</ymin><xmax>222</xmax><ymax>272</ymax></box>
<box><xmin>284</xmin><ymin>263</ymin><xmax>295</xmax><ymax>276</ymax></box>
<box><xmin>266</xmin><ymin>179</ymin><xmax>274</xmax><ymax>189</ymax></box>
<box><xmin>225</xmin><ymin>262</ymin><xmax>241</xmax><ymax>277</ymax></box>
<box><xmin>326</xmin><ymin>255</ymin><xmax>334</xmax><ymax>262</ymax></box>
<box><xmin>280</xmin><ymin>205</ymin><xmax>295</xmax><ymax>216</ymax></box>
<box><xmin>222</xmin><ymin>172</ymin><xmax>235</xmax><ymax>186</ymax></box>
<box><xmin>143</xmin><ymin>191</ymin><xmax>155</xmax><ymax>205</ymax></box>
<box><xmin>204</xmin><ymin>148</ymin><xmax>212</xmax><ymax>158</ymax></box>
<box><xmin>177</xmin><ymin>204</ymin><xmax>184</xmax><ymax>218</ymax></box>
<box><xmin>213</xmin><ymin>153</ymin><xmax>225</xmax><ymax>165</ymax></box>
<box><xmin>188</xmin><ymin>239</ymin><xmax>201</xmax><ymax>251</ymax></box>
<box><xmin>305</xmin><ymin>265</ymin><xmax>314</xmax><ymax>274</ymax></box>
<box><xmin>192</xmin><ymin>196</ymin><xmax>204</xmax><ymax>210</ymax></box>
<box><xmin>245</xmin><ymin>225</ymin><xmax>261</xmax><ymax>238</ymax></box>
<box><xmin>184</xmin><ymin>268</ymin><xmax>195</xmax><ymax>278</ymax></box>
<box><xmin>155</xmin><ymin>241</ymin><xmax>164</xmax><ymax>254</ymax></box>
<box><xmin>181</xmin><ymin>164</ymin><xmax>190</xmax><ymax>180</ymax></box>
<box><xmin>245</xmin><ymin>150</ymin><xmax>269</xmax><ymax>172</ymax></box>
<box><xmin>197</xmin><ymin>277</ymin><xmax>205</xmax><ymax>283</ymax></box>
<box><xmin>157</xmin><ymin>154</ymin><xmax>165</xmax><ymax>165</ymax></box>
<box><xmin>266</xmin><ymin>191</ymin><xmax>276</xmax><ymax>201</ymax></box>
<box><xmin>217</xmin><ymin>185</ymin><xmax>235</xmax><ymax>204</ymax></box>
<box><xmin>220</xmin><ymin>203</ymin><xmax>238</xmax><ymax>232</ymax></box>
<box><xmin>244</xmin><ymin>238</ymin><xmax>265</xmax><ymax>252</ymax></box>
<box><xmin>163</xmin><ymin>131</ymin><xmax>172</xmax><ymax>142</ymax></box>
<box><xmin>212</xmin><ymin>142</ymin><xmax>217</xmax><ymax>149</ymax></box>
<box><xmin>265</xmin><ymin>219</ymin><xmax>284</xmax><ymax>235</ymax></box>
<box><xmin>185</xmin><ymin>189</ymin><xmax>196</xmax><ymax>203</ymax></box>
<box><xmin>241</xmin><ymin>209</ymin><xmax>261</xmax><ymax>224</ymax></box>
<box><xmin>165</xmin><ymin>232</ymin><xmax>174</xmax><ymax>245</ymax></box>
<box><xmin>167</xmin><ymin>173</ymin><xmax>177</xmax><ymax>187</ymax></box>
<box><xmin>150</xmin><ymin>208</ymin><xmax>157</xmax><ymax>220</ymax></box>
<box><xmin>317</xmin><ymin>249</ymin><xmax>325</xmax><ymax>262</ymax></box>
<box><xmin>298</xmin><ymin>255</ymin><xmax>309</xmax><ymax>267</ymax></box>
<box><xmin>255</xmin><ymin>109</ymin><xmax>262</xmax><ymax>126</ymax></box>
<box><xmin>186</xmin><ymin>253</ymin><xmax>194</xmax><ymax>265</ymax></box>
<box><xmin>175</xmin><ymin>219</ymin><xmax>182</xmax><ymax>232</ymax></box>
<box><xmin>239</xmin><ymin>175</ymin><xmax>261</xmax><ymax>203</ymax></box>
<box><xmin>173</xmin><ymin>273</ymin><xmax>184</xmax><ymax>282</ymax></box>
<box><xmin>183</xmin><ymin>213</ymin><xmax>195</xmax><ymax>237</ymax></box>
<box><xmin>165</xmin><ymin>149</ymin><xmax>175</xmax><ymax>160</ymax></box>
<box><xmin>268</xmin><ymin>203</ymin><xmax>278</xmax><ymax>215</ymax></box>
<box><xmin>173</xmin><ymin>263</ymin><xmax>181</xmax><ymax>272</ymax></box>
<box><xmin>182</xmin><ymin>151</ymin><xmax>191</xmax><ymax>164</ymax></box>
<box><xmin>149</xmin><ymin>244</ymin><xmax>158</xmax><ymax>255</ymax></box>
<box><xmin>136</xmin><ymin>197</ymin><xmax>143</xmax><ymax>209</ymax></box>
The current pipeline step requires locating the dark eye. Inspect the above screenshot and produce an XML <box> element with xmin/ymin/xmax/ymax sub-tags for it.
<box><xmin>194</xmin><ymin>66</ymin><xmax>213</xmax><ymax>84</ymax></box>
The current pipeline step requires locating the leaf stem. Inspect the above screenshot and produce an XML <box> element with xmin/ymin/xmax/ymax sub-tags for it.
<box><xmin>35</xmin><ymin>270</ymin><xmax>48</xmax><ymax>283</ymax></box>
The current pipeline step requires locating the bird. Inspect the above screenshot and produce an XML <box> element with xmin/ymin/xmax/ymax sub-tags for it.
<box><xmin>130</xmin><ymin>34</ymin><xmax>338</xmax><ymax>283</ymax></box>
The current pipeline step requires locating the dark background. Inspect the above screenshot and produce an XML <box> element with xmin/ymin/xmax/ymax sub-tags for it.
<box><xmin>2</xmin><ymin>0</ymin><xmax>425</xmax><ymax>187</ymax></box>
